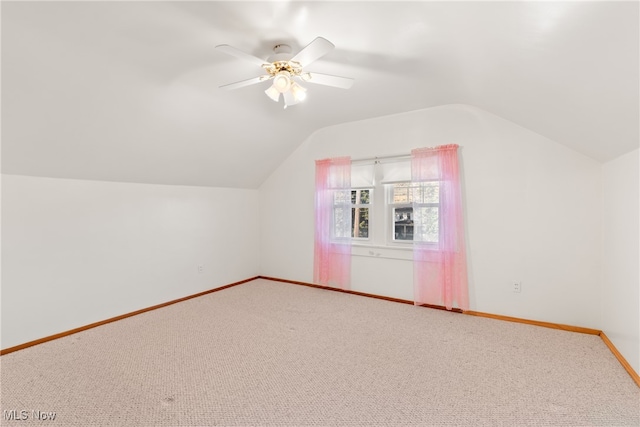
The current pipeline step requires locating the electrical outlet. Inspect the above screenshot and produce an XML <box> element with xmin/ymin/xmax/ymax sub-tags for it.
<box><xmin>512</xmin><ymin>282</ymin><xmax>522</xmax><ymax>293</ymax></box>
<box><xmin>197</xmin><ymin>264</ymin><xmax>204</xmax><ymax>274</ymax></box>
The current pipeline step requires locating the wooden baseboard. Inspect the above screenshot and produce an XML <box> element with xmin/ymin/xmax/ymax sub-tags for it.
<box><xmin>259</xmin><ymin>276</ymin><xmax>417</xmax><ymax>306</ymax></box>
<box><xmin>599</xmin><ymin>332</ymin><xmax>640</xmax><ymax>387</ymax></box>
<box><xmin>463</xmin><ymin>310</ymin><xmax>602</xmax><ymax>335</ymax></box>
<box><xmin>0</xmin><ymin>276</ymin><xmax>259</xmax><ymax>356</ymax></box>
<box><xmin>259</xmin><ymin>276</ymin><xmax>466</xmax><ymax>313</ymax></box>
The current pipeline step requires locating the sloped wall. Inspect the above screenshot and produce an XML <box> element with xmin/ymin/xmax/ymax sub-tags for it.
<box><xmin>1</xmin><ymin>175</ymin><xmax>260</xmax><ymax>350</ymax></box>
<box><xmin>259</xmin><ymin>104</ymin><xmax>602</xmax><ymax>328</ymax></box>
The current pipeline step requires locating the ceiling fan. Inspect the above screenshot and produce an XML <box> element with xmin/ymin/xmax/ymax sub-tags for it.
<box><xmin>215</xmin><ymin>37</ymin><xmax>354</xmax><ymax>108</ymax></box>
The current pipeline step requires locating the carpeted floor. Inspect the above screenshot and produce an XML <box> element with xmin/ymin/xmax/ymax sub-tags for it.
<box><xmin>1</xmin><ymin>278</ymin><xmax>638</xmax><ymax>426</ymax></box>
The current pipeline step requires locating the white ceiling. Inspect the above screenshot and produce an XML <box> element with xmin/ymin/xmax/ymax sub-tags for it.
<box><xmin>2</xmin><ymin>1</ymin><xmax>638</xmax><ymax>189</ymax></box>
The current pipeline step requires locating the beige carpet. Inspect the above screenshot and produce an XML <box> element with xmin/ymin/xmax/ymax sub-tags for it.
<box><xmin>1</xmin><ymin>278</ymin><xmax>638</xmax><ymax>426</ymax></box>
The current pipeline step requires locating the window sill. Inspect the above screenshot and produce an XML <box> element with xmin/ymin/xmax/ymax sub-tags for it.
<box><xmin>351</xmin><ymin>243</ymin><xmax>413</xmax><ymax>261</ymax></box>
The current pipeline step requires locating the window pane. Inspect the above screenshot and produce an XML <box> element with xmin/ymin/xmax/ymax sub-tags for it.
<box><xmin>351</xmin><ymin>189</ymin><xmax>371</xmax><ymax>204</ymax></box>
<box><xmin>359</xmin><ymin>189</ymin><xmax>370</xmax><ymax>204</ymax></box>
<box><xmin>334</xmin><ymin>190</ymin><xmax>350</xmax><ymax>204</ymax></box>
<box><xmin>392</xmin><ymin>183</ymin><xmax>410</xmax><ymax>204</ymax></box>
<box><xmin>414</xmin><ymin>206</ymin><xmax>439</xmax><ymax>243</ymax></box>
<box><xmin>393</xmin><ymin>207</ymin><xmax>413</xmax><ymax>241</ymax></box>
<box><xmin>413</xmin><ymin>182</ymin><xmax>440</xmax><ymax>204</ymax></box>
<box><xmin>333</xmin><ymin>207</ymin><xmax>350</xmax><ymax>238</ymax></box>
<box><xmin>352</xmin><ymin>207</ymin><xmax>369</xmax><ymax>238</ymax></box>
<box><xmin>391</xmin><ymin>182</ymin><xmax>439</xmax><ymax>204</ymax></box>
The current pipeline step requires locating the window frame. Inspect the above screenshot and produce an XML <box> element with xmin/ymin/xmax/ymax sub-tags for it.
<box><xmin>386</xmin><ymin>181</ymin><xmax>441</xmax><ymax>246</ymax></box>
<box><xmin>331</xmin><ymin>187</ymin><xmax>373</xmax><ymax>242</ymax></box>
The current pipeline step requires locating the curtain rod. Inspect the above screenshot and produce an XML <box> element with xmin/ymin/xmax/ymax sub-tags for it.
<box><xmin>351</xmin><ymin>145</ymin><xmax>463</xmax><ymax>164</ymax></box>
<box><xmin>351</xmin><ymin>153</ymin><xmax>411</xmax><ymax>164</ymax></box>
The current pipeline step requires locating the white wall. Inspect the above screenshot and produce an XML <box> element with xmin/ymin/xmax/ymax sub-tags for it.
<box><xmin>601</xmin><ymin>149</ymin><xmax>639</xmax><ymax>374</ymax></box>
<box><xmin>260</xmin><ymin>104</ymin><xmax>603</xmax><ymax>328</ymax></box>
<box><xmin>1</xmin><ymin>174</ymin><xmax>259</xmax><ymax>350</ymax></box>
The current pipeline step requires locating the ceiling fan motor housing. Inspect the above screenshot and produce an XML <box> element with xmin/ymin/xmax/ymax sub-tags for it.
<box><xmin>267</xmin><ymin>43</ymin><xmax>293</xmax><ymax>63</ymax></box>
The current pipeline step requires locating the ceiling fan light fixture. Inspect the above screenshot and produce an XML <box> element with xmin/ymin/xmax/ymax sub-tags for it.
<box><xmin>290</xmin><ymin>82</ymin><xmax>307</xmax><ymax>102</ymax></box>
<box><xmin>265</xmin><ymin>85</ymin><xmax>280</xmax><ymax>102</ymax></box>
<box><xmin>273</xmin><ymin>71</ymin><xmax>292</xmax><ymax>93</ymax></box>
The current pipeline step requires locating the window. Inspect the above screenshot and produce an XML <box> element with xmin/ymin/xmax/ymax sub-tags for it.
<box><xmin>333</xmin><ymin>189</ymin><xmax>372</xmax><ymax>240</ymax></box>
<box><xmin>388</xmin><ymin>182</ymin><xmax>440</xmax><ymax>243</ymax></box>
<box><xmin>331</xmin><ymin>158</ymin><xmax>442</xmax><ymax>250</ymax></box>
<box><xmin>333</xmin><ymin>181</ymin><xmax>439</xmax><ymax>247</ymax></box>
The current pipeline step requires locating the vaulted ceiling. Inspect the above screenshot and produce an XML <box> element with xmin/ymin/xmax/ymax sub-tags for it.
<box><xmin>2</xmin><ymin>1</ymin><xmax>638</xmax><ymax>188</ymax></box>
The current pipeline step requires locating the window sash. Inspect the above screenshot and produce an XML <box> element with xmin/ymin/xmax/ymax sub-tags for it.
<box><xmin>387</xmin><ymin>182</ymin><xmax>440</xmax><ymax>244</ymax></box>
<box><xmin>333</xmin><ymin>188</ymin><xmax>373</xmax><ymax>240</ymax></box>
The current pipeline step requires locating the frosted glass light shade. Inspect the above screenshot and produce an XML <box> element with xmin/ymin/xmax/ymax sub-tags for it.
<box><xmin>265</xmin><ymin>85</ymin><xmax>280</xmax><ymax>102</ymax></box>
<box><xmin>273</xmin><ymin>72</ymin><xmax>292</xmax><ymax>93</ymax></box>
<box><xmin>291</xmin><ymin>82</ymin><xmax>307</xmax><ymax>102</ymax></box>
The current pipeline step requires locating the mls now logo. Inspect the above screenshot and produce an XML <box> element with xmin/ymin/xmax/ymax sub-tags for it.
<box><xmin>3</xmin><ymin>409</ymin><xmax>57</xmax><ymax>421</ymax></box>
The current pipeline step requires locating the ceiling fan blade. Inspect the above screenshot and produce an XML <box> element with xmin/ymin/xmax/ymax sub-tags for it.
<box><xmin>220</xmin><ymin>75</ymin><xmax>271</xmax><ymax>90</ymax></box>
<box><xmin>290</xmin><ymin>37</ymin><xmax>334</xmax><ymax>67</ymax></box>
<box><xmin>301</xmin><ymin>72</ymin><xmax>354</xmax><ymax>89</ymax></box>
<box><xmin>215</xmin><ymin>44</ymin><xmax>268</xmax><ymax>67</ymax></box>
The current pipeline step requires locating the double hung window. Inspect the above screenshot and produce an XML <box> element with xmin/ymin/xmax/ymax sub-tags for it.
<box><xmin>333</xmin><ymin>189</ymin><xmax>372</xmax><ymax>240</ymax></box>
<box><xmin>332</xmin><ymin>181</ymin><xmax>440</xmax><ymax>247</ymax></box>
<box><xmin>388</xmin><ymin>182</ymin><xmax>440</xmax><ymax>243</ymax></box>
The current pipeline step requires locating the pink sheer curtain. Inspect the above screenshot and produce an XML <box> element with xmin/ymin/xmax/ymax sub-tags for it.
<box><xmin>314</xmin><ymin>157</ymin><xmax>352</xmax><ymax>289</ymax></box>
<box><xmin>412</xmin><ymin>145</ymin><xmax>469</xmax><ymax>310</ymax></box>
